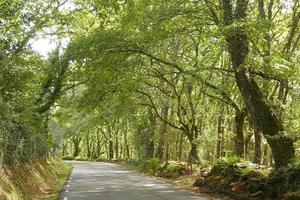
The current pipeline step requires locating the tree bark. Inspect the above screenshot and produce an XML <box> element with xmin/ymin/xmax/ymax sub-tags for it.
<box><xmin>235</xmin><ymin>110</ymin><xmax>246</xmax><ymax>157</ymax></box>
<box><xmin>115</xmin><ymin>130</ymin><xmax>119</xmax><ymax>159</ymax></box>
<box><xmin>72</xmin><ymin>136</ymin><xmax>81</xmax><ymax>158</ymax></box>
<box><xmin>145</xmin><ymin>111</ymin><xmax>156</xmax><ymax>158</ymax></box>
<box><xmin>217</xmin><ymin>114</ymin><xmax>224</xmax><ymax>158</ymax></box>
<box><xmin>178</xmin><ymin>132</ymin><xmax>184</xmax><ymax>161</ymax></box>
<box><xmin>187</xmin><ymin>131</ymin><xmax>200</xmax><ymax>164</ymax></box>
<box><xmin>108</xmin><ymin>131</ymin><xmax>114</xmax><ymax>160</ymax></box>
<box><xmin>221</xmin><ymin>0</ymin><xmax>295</xmax><ymax>168</ymax></box>
<box><xmin>253</xmin><ymin>127</ymin><xmax>262</xmax><ymax>164</ymax></box>
<box><xmin>85</xmin><ymin>133</ymin><xmax>91</xmax><ymax>158</ymax></box>
<box><xmin>188</xmin><ymin>142</ymin><xmax>200</xmax><ymax>164</ymax></box>
<box><xmin>156</xmin><ymin>101</ymin><xmax>169</xmax><ymax>160</ymax></box>
<box><xmin>124</xmin><ymin>129</ymin><xmax>130</xmax><ymax>159</ymax></box>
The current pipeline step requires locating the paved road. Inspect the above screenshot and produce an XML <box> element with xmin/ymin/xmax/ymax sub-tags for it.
<box><xmin>60</xmin><ymin>161</ymin><xmax>208</xmax><ymax>200</ymax></box>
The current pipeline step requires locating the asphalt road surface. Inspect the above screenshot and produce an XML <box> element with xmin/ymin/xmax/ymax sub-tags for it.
<box><xmin>60</xmin><ymin>161</ymin><xmax>208</xmax><ymax>200</ymax></box>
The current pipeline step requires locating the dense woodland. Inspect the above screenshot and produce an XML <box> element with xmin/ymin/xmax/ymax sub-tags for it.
<box><xmin>1</xmin><ymin>0</ymin><xmax>300</xmax><ymax>177</ymax></box>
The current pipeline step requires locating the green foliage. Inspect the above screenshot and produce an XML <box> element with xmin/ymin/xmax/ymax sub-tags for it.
<box><xmin>95</xmin><ymin>156</ymin><xmax>108</xmax><ymax>162</ymax></box>
<box><xmin>157</xmin><ymin>161</ymin><xmax>187</xmax><ymax>178</ymax></box>
<box><xmin>125</xmin><ymin>159</ymin><xmax>187</xmax><ymax>179</ymax></box>
<box><xmin>201</xmin><ymin>159</ymin><xmax>300</xmax><ymax>199</ymax></box>
<box><xmin>209</xmin><ymin>157</ymin><xmax>247</xmax><ymax>178</ymax></box>
<box><xmin>264</xmin><ymin>162</ymin><xmax>300</xmax><ymax>198</ymax></box>
<box><xmin>141</xmin><ymin>158</ymin><xmax>161</xmax><ymax>174</ymax></box>
<box><xmin>62</xmin><ymin>156</ymin><xmax>74</xmax><ymax>161</ymax></box>
<box><xmin>0</xmin><ymin>0</ymin><xmax>296</xmax><ymax>198</ymax></box>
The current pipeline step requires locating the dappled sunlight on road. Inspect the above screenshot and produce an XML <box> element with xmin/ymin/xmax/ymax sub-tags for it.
<box><xmin>60</xmin><ymin>161</ymin><xmax>206</xmax><ymax>200</ymax></box>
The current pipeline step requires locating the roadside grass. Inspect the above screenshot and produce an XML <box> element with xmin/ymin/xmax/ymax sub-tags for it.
<box><xmin>41</xmin><ymin>163</ymin><xmax>73</xmax><ymax>200</ymax></box>
<box><xmin>0</xmin><ymin>158</ymin><xmax>73</xmax><ymax>200</ymax></box>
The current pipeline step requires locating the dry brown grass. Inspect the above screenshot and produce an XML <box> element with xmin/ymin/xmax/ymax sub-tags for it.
<box><xmin>0</xmin><ymin>158</ymin><xmax>72</xmax><ymax>200</ymax></box>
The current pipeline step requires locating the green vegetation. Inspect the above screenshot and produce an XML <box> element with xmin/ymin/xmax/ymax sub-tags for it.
<box><xmin>1</xmin><ymin>0</ymin><xmax>300</xmax><ymax>199</ymax></box>
<box><xmin>123</xmin><ymin>158</ymin><xmax>188</xmax><ymax>179</ymax></box>
<box><xmin>0</xmin><ymin>159</ymin><xmax>72</xmax><ymax>200</ymax></box>
<box><xmin>194</xmin><ymin>158</ymin><xmax>300</xmax><ymax>199</ymax></box>
<box><xmin>41</xmin><ymin>162</ymin><xmax>73</xmax><ymax>200</ymax></box>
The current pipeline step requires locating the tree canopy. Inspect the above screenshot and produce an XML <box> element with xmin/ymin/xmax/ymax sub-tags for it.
<box><xmin>0</xmin><ymin>0</ymin><xmax>300</xmax><ymax>170</ymax></box>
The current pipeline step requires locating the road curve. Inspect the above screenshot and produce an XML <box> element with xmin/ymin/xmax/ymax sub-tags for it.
<box><xmin>60</xmin><ymin>161</ymin><xmax>208</xmax><ymax>200</ymax></box>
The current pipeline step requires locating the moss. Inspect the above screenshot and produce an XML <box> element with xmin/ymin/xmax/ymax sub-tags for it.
<box><xmin>194</xmin><ymin>159</ymin><xmax>300</xmax><ymax>200</ymax></box>
<box><xmin>264</xmin><ymin>162</ymin><xmax>300</xmax><ymax>198</ymax></box>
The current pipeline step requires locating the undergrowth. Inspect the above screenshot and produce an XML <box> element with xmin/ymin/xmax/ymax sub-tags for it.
<box><xmin>124</xmin><ymin>158</ymin><xmax>190</xmax><ymax>179</ymax></box>
<box><xmin>193</xmin><ymin>157</ymin><xmax>300</xmax><ymax>200</ymax></box>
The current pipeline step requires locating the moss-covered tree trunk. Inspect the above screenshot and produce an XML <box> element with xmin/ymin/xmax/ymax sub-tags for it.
<box><xmin>235</xmin><ymin>110</ymin><xmax>246</xmax><ymax>157</ymax></box>
<box><xmin>186</xmin><ymin>128</ymin><xmax>200</xmax><ymax>164</ymax></box>
<box><xmin>253</xmin><ymin>126</ymin><xmax>262</xmax><ymax>164</ymax></box>
<box><xmin>221</xmin><ymin>0</ymin><xmax>295</xmax><ymax>168</ymax></box>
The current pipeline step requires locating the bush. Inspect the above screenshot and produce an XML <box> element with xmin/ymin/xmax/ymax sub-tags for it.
<box><xmin>142</xmin><ymin>158</ymin><xmax>160</xmax><ymax>174</ymax></box>
<box><xmin>96</xmin><ymin>156</ymin><xmax>107</xmax><ymax>162</ymax></box>
<box><xmin>157</xmin><ymin>161</ymin><xmax>187</xmax><ymax>178</ymax></box>
<box><xmin>264</xmin><ymin>162</ymin><xmax>300</xmax><ymax>198</ymax></box>
<box><xmin>62</xmin><ymin>156</ymin><xmax>74</xmax><ymax>160</ymax></box>
<box><xmin>209</xmin><ymin>156</ymin><xmax>247</xmax><ymax>178</ymax></box>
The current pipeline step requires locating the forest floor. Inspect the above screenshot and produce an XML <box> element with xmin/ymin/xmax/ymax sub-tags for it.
<box><xmin>0</xmin><ymin>158</ymin><xmax>72</xmax><ymax>200</ymax></box>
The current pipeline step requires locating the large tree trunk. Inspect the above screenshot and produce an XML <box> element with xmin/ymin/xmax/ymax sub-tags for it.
<box><xmin>187</xmin><ymin>131</ymin><xmax>200</xmax><ymax>164</ymax></box>
<box><xmin>221</xmin><ymin>0</ymin><xmax>295</xmax><ymax>168</ymax></box>
<box><xmin>188</xmin><ymin>142</ymin><xmax>200</xmax><ymax>164</ymax></box>
<box><xmin>253</xmin><ymin>131</ymin><xmax>262</xmax><ymax>164</ymax></box>
<box><xmin>253</xmin><ymin>127</ymin><xmax>262</xmax><ymax>164</ymax></box>
<box><xmin>235</xmin><ymin>110</ymin><xmax>246</xmax><ymax>157</ymax></box>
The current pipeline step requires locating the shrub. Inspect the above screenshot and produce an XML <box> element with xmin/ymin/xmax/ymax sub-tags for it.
<box><xmin>157</xmin><ymin>161</ymin><xmax>187</xmax><ymax>178</ymax></box>
<box><xmin>62</xmin><ymin>156</ymin><xmax>74</xmax><ymax>160</ymax></box>
<box><xmin>142</xmin><ymin>158</ymin><xmax>160</xmax><ymax>174</ymax></box>
<box><xmin>209</xmin><ymin>156</ymin><xmax>246</xmax><ymax>178</ymax></box>
<box><xmin>264</xmin><ymin>162</ymin><xmax>300</xmax><ymax>198</ymax></box>
<box><xmin>96</xmin><ymin>156</ymin><xmax>107</xmax><ymax>162</ymax></box>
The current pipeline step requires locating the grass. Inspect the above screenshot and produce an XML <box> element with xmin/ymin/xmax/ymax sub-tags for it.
<box><xmin>41</xmin><ymin>163</ymin><xmax>73</xmax><ymax>200</ymax></box>
<box><xmin>0</xmin><ymin>159</ymin><xmax>73</xmax><ymax>200</ymax></box>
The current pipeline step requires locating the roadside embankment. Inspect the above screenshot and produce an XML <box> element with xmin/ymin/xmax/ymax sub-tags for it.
<box><xmin>0</xmin><ymin>158</ymin><xmax>73</xmax><ymax>200</ymax></box>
